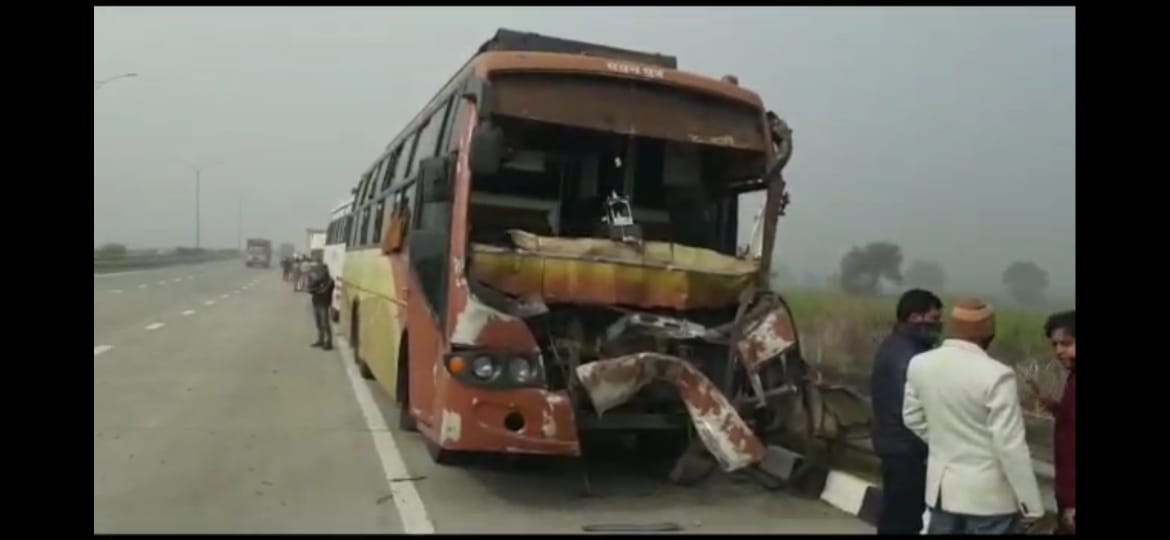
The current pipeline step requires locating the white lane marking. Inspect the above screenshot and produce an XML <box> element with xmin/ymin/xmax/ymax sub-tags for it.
<box><xmin>204</xmin><ymin>300</ymin><xmax>216</xmax><ymax>306</ymax></box>
<box><xmin>337</xmin><ymin>338</ymin><xmax>434</xmax><ymax>533</ymax></box>
<box><xmin>181</xmin><ymin>309</ymin><xmax>196</xmax><ymax>316</ymax></box>
<box><xmin>158</xmin><ymin>281</ymin><xmax>169</xmax><ymax>286</ymax></box>
<box><xmin>221</xmin><ymin>293</ymin><xmax>231</xmax><ymax>299</ymax></box>
<box><xmin>94</xmin><ymin>345</ymin><xmax>113</xmax><ymax>357</ymax></box>
<box><xmin>138</xmin><ymin>284</ymin><xmax>149</xmax><ymax>289</ymax></box>
<box><xmin>172</xmin><ymin>278</ymin><xmax>183</xmax><ymax>283</ymax></box>
<box><xmin>108</xmin><ymin>289</ymin><xmax>124</xmax><ymax>294</ymax></box>
<box><xmin>144</xmin><ymin>322</ymin><xmax>166</xmax><ymax>331</ymax></box>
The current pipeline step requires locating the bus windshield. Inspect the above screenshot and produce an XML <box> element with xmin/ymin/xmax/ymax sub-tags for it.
<box><xmin>469</xmin><ymin>72</ymin><xmax>769</xmax><ymax>257</ymax></box>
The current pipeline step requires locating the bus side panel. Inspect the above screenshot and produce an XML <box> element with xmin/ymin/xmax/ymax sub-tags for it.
<box><xmin>357</xmin><ymin>250</ymin><xmax>406</xmax><ymax>401</ymax></box>
<box><xmin>386</xmin><ymin>251</ymin><xmax>416</xmax><ymax>406</ymax></box>
<box><xmin>406</xmin><ymin>267</ymin><xmax>443</xmax><ymax>432</ymax></box>
<box><xmin>341</xmin><ymin>248</ymin><xmax>402</xmax><ymax>399</ymax></box>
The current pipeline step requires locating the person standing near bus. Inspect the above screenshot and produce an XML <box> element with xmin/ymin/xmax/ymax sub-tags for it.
<box><xmin>307</xmin><ymin>260</ymin><xmax>334</xmax><ymax>351</ymax></box>
<box><xmin>903</xmin><ymin>298</ymin><xmax>1044</xmax><ymax>534</ymax></box>
<box><xmin>1029</xmin><ymin>310</ymin><xmax>1075</xmax><ymax>534</ymax></box>
<box><xmin>870</xmin><ymin>289</ymin><xmax>942</xmax><ymax>535</ymax></box>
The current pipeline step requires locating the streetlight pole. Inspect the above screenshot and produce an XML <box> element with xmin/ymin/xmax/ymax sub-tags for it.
<box><xmin>236</xmin><ymin>196</ymin><xmax>243</xmax><ymax>251</ymax></box>
<box><xmin>94</xmin><ymin>72</ymin><xmax>138</xmax><ymax>92</ymax></box>
<box><xmin>193</xmin><ymin>166</ymin><xmax>202</xmax><ymax>250</ymax></box>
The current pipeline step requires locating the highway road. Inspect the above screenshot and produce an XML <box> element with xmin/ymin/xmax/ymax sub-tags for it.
<box><xmin>93</xmin><ymin>261</ymin><xmax>871</xmax><ymax>534</ymax></box>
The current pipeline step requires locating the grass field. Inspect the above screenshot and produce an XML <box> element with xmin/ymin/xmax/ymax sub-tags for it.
<box><xmin>782</xmin><ymin>289</ymin><xmax>1067</xmax><ymax>411</ymax></box>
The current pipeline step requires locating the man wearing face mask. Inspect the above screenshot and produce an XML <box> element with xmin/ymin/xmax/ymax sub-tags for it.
<box><xmin>870</xmin><ymin>288</ymin><xmax>943</xmax><ymax>535</ymax></box>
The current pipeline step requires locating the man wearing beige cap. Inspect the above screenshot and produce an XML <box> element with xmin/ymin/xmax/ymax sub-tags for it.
<box><xmin>902</xmin><ymin>298</ymin><xmax>1044</xmax><ymax>534</ymax></box>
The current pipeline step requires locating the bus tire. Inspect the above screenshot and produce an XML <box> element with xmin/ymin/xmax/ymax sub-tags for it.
<box><xmin>349</xmin><ymin>301</ymin><xmax>361</xmax><ymax>366</ymax></box>
<box><xmin>350</xmin><ymin>301</ymin><xmax>374</xmax><ymax>380</ymax></box>
<box><xmin>425</xmin><ymin>439</ymin><xmax>463</xmax><ymax>466</ymax></box>
<box><xmin>396</xmin><ymin>336</ymin><xmax>417</xmax><ymax>432</ymax></box>
<box><xmin>359</xmin><ymin>360</ymin><xmax>375</xmax><ymax>380</ymax></box>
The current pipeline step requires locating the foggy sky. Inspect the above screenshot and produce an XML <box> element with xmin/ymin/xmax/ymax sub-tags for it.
<box><xmin>93</xmin><ymin>6</ymin><xmax>1075</xmax><ymax>296</ymax></box>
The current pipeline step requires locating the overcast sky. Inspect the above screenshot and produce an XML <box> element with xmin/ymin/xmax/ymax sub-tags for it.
<box><xmin>93</xmin><ymin>6</ymin><xmax>1075</xmax><ymax>296</ymax></box>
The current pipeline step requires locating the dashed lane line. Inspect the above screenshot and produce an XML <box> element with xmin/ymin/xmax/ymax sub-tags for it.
<box><xmin>181</xmin><ymin>309</ymin><xmax>196</xmax><ymax>316</ymax></box>
<box><xmin>94</xmin><ymin>345</ymin><xmax>113</xmax><ymax>357</ymax></box>
<box><xmin>144</xmin><ymin>322</ymin><xmax>166</xmax><ymax>331</ymax></box>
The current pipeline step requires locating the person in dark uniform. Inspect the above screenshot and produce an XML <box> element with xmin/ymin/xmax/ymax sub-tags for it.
<box><xmin>869</xmin><ymin>288</ymin><xmax>943</xmax><ymax>535</ymax></box>
<box><xmin>307</xmin><ymin>261</ymin><xmax>334</xmax><ymax>351</ymax></box>
<box><xmin>280</xmin><ymin>256</ymin><xmax>293</xmax><ymax>282</ymax></box>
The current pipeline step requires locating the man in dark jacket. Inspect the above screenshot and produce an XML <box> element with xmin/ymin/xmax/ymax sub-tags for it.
<box><xmin>870</xmin><ymin>288</ymin><xmax>943</xmax><ymax>535</ymax></box>
<box><xmin>307</xmin><ymin>261</ymin><xmax>335</xmax><ymax>351</ymax></box>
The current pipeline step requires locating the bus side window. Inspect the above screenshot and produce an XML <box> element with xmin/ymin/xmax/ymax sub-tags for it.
<box><xmin>371</xmin><ymin>193</ymin><xmax>387</xmax><ymax>245</ymax></box>
<box><xmin>358</xmin><ymin>203</ymin><xmax>372</xmax><ymax>246</ymax></box>
<box><xmin>444</xmin><ymin>94</ymin><xmax>473</xmax><ymax>153</ymax></box>
<box><xmin>382</xmin><ymin>145</ymin><xmax>402</xmax><ymax>192</ymax></box>
<box><xmin>383</xmin><ymin>190</ymin><xmax>409</xmax><ymax>254</ymax></box>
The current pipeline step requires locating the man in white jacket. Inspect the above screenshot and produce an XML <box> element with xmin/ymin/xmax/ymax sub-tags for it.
<box><xmin>902</xmin><ymin>297</ymin><xmax>1044</xmax><ymax>534</ymax></box>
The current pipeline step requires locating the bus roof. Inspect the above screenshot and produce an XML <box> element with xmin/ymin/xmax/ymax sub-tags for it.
<box><xmin>471</xmin><ymin>51</ymin><xmax>763</xmax><ymax>110</ymax></box>
<box><xmin>479</xmin><ymin>28</ymin><xmax>678</xmax><ymax>70</ymax></box>
<box><xmin>366</xmin><ymin>30</ymin><xmax>766</xmax><ymax>172</ymax></box>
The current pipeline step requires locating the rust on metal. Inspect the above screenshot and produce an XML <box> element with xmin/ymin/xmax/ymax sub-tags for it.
<box><xmin>469</xmin><ymin>230</ymin><xmax>757</xmax><ymax>311</ymax></box>
<box><xmin>490</xmin><ymin>72</ymin><xmax>767</xmax><ymax>152</ymax></box>
<box><xmin>734</xmin><ymin>294</ymin><xmax>798</xmax><ymax>373</ymax></box>
<box><xmin>575</xmin><ymin>352</ymin><xmax>766</xmax><ymax>472</ymax></box>
<box><xmin>472</xmin><ymin>51</ymin><xmax>765</xmax><ymax>109</ymax></box>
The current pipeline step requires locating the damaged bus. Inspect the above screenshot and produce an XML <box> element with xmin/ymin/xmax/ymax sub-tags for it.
<box><xmin>342</xmin><ymin>29</ymin><xmax>865</xmax><ymax>484</ymax></box>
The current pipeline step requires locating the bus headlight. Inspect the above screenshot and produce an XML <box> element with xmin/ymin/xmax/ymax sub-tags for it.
<box><xmin>471</xmin><ymin>355</ymin><xmax>498</xmax><ymax>380</ymax></box>
<box><xmin>445</xmin><ymin>352</ymin><xmax>543</xmax><ymax>388</ymax></box>
<box><xmin>507</xmin><ymin>357</ymin><xmax>535</xmax><ymax>384</ymax></box>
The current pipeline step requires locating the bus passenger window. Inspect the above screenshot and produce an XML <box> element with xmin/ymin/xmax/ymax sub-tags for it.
<box><xmin>372</xmin><ymin>196</ymin><xmax>387</xmax><ymax>244</ymax></box>
<box><xmin>381</xmin><ymin>146</ymin><xmax>401</xmax><ymax>192</ymax></box>
<box><xmin>358</xmin><ymin>205</ymin><xmax>371</xmax><ymax>246</ymax></box>
<box><xmin>395</xmin><ymin>132</ymin><xmax>418</xmax><ymax>183</ymax></box>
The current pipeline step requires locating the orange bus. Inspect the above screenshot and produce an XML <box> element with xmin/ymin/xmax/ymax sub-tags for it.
<box><xmin>341</xmin><ymin>29</ymin><xmax>798</xmax><ymax>471</ymax></box>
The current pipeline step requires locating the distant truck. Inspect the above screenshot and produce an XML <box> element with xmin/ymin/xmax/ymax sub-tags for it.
<box><xmin>305</xmin><ymin>228</ymin><xmax>326</xmax><ymax>262</ymax></box>
<box><xmin>244</xmin><ymin>238</ymin><xmax>272</xmax><ymax>268</ymax></box>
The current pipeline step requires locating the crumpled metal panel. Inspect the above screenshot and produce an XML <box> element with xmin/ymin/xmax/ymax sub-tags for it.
<box><xmin>734</xmin><ymin>295</ymin><xmax>798</xmax><ymax>372</ymax></box>
<box><xmin>574</xmin><ymin>352</ymin><xmax>766</xmax><ymax>472</ymax></box>
<box><xmin>470</xmin><ymin>230</ymin><xmax>758</xmax><ymax>310</ymax></box>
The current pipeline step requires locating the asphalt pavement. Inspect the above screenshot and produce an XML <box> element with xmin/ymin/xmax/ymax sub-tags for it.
<box><xmin>93</xmin><ymin>261</ymin><xmax>871</xmax><ymax>534</ymax></box>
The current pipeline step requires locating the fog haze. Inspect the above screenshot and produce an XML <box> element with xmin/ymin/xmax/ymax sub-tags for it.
<box><xmin>94</xmin><ymin>6</ymin><xmax>1075</xmax><ymax>296</ymax></box>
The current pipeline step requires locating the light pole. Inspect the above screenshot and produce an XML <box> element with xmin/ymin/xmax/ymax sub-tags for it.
<box><xmin>192</xmin><ymin>165</ymin><xmax>203</xmax><ymax>250</ymax></box>
<box><xmin>94</xmin><ymin>72</ymin><xmax>138</xmax><ymax>92</ymax></box>
<box><xmin>236</xmin><ymin>195</ymin><xmax>243</xmax><ymax>251</ymax></box>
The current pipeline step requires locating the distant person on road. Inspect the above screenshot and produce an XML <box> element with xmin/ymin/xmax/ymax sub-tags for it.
<box><xmin>1028</xmin><ymin>310</ymin><xmax>1075</xmax><ymax>534</ymax></box>
<box><xmin>903</xmin><ymin>298</ymin><xmax>1045</xmax><ymax>534</ymax></box>
<box><xmin>280</xmin><ymin>256</ymin><xmax>293</xmax><ymax>282</ymax></box>
<box><xmin>307</xmin><ymin>261</ymin><xmax>334</xmax><ymax>351</ymax></box>
<box><xmin>870</xmin><ymin>288</ymin><xmax>942</xmax><ymax>535</ymax></box>
<box><xmin>291</xmin><ymin>255</ymin><xmax>304</xmax><ymax>291</ymax></box>
<box><xmin>296</xmin><ymin>256</ymin><xmax>312</xmax><ymax>292</ymax></box>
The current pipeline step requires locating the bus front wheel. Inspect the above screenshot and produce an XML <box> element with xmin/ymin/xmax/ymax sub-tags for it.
<box><xmin>396</xmin><ymin>337</ymin><xmax>417</xmax><ymax>432</ymax></box>
<box><xmin>350</xmin><ymin>301</ymin><xmax>374</xmax><ymax>380</ymax></box>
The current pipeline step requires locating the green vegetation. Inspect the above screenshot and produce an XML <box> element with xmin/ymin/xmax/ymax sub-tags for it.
<box><xmin>783</xmin><ymin>289</ymin><xmax>1064</xmax><ymax>399</ymax></box>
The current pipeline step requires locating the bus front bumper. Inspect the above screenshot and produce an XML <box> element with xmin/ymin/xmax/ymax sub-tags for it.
<box><xmin>428</xmin><ymin>384</ymin><xmax>580</xmax><ymax>457</ymax></box>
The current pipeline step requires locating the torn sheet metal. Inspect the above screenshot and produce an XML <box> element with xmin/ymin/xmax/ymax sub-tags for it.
<box><xmin>603</xmin><ymin>312</ymin><xmax>716</xmax><ymax>344</ymax></box>
<box><xmin>734</xmin><ymin>295</ymin><xmax>798</xmax><ymax>373</ymax></box>
<box><xmin>574</xmin><ymin>353</ymin><xmax>766</xmax><ymax>472</ymax></box>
